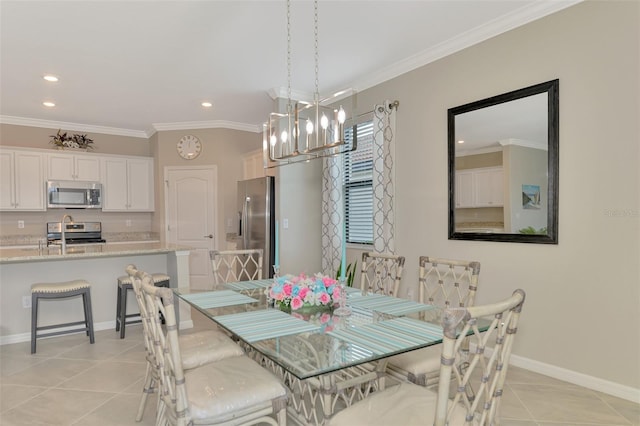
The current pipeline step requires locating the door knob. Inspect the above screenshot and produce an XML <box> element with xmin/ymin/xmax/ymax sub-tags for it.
<box><xmin>204</xmin><ymin>234</ymin><xmax>213</xmax><ymax>239</ymax></box>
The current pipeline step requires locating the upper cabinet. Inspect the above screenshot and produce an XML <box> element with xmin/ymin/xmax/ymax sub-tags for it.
<box><xmin>473</xmin><ymin>167</ymin><xmax>503</xmax><ymax>207</ymax></box>
<box><xmin>455</xmin><ymin>167</ymin><xmax>503</xmax><ymax>208</ymax></box>
<box><xmin>0</xmin><ymin>148</ymin><xmax>46</xmax><ymax>211</ymax></box>
<box><xmin>101</xmin><ymin>157</ymin><xmax>154</xmax><ymax>211</ymax></box>
<box><xmin>47</xmin><ymin>153</ymin><xmax>100</xmax><ymax>181</ymax></box>
<box><xmin>242</xmin><ymin>149</ymin><xmax>274</xmax><ymax>179</ymax></box>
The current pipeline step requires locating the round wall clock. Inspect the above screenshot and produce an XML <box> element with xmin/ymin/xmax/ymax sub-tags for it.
<box><xmin>177</xmin><ymin>135</ymin><xmax>202</xmax><ymax>160</ymax></box>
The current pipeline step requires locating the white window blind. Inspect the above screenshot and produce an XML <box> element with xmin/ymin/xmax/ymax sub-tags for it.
<box><xmin>344</xmin><ymin>117</ymin><xmax>373</xmax><ymax>244</ymax></box>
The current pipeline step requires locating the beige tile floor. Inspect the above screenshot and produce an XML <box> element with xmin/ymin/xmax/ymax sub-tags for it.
<box><xmin>1</xmin><ymin>309</ymin><xmax>638</xmax><ymax>426</ymax></box>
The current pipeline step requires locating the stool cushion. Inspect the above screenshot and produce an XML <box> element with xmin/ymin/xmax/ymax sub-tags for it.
<box><xmin>32</xmin><ymin>280</ymin><xmax>91</xmax><ymax>294</ymax></box>
<box><xmin>118</xmin><ymin>273</ymin><xmax>170</xmax><ymax>285</ymax></box>
<box><xmin>180</xmin><ymin>330</ymin><xmax>244</xmax><ymax>370</ymax></box>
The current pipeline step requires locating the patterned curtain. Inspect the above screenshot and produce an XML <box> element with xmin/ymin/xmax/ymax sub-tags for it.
<box><xmin>372</xmin><ymin>101</ymin><xmax>396</xmax><ymax>253</ymax></box>
<box><xmin>321</xmin><ymin>156</ymin><xmax>344</xmax><ymax>276</ymax></box>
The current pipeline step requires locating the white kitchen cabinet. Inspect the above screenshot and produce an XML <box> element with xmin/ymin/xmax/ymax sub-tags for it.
<box><xmin>474</xmin><ymin>167</ymin><xmax>503</xmax><ymax>207</ymax></box>
<box><xmin>455</xmin><ymin>167</ymin><xmax>503</xmax><ymax>208</ymax></box>
<box><xmin>0</xmin><ymin>149</ymin><xmax>46</xmax><ymax>211</ymax></box>
<box><xmin>101</xmin><ymin>157</ymin><xmax>154</xmax><ymax>211</ymax></box>
<box><xmin>455</xmin><ymin>170</ymin><xmax>474</xmax><ymax>208</ymax></box>
<box><xmin>242</xmin><ymin>149</ymin><xmax>274</xmax><ymax>179</ymax></box>
<box><xmin>47</xmin><ymin>153</ymin><xmax>101</xmax><ymax>181</ymax></box>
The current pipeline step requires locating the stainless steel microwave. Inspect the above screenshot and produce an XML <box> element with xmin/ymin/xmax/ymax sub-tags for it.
<box><xmin>47</xmin><ymin>181</ymin><xmax>102</xmax><ymax>209</ymax></box>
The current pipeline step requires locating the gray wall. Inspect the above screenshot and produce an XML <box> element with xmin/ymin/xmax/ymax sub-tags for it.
<box><xmin>505</xmin><ymin>145</ymin><xmax>548</xmax><ymax>232</ymax></box>
<box><xmin>276</xmin><ymin>1</ymin><xmax>639</xmax><ymax>394</ymax></box>
<box><xmin>343</xmin><ymin>1</ymin><xmax>638</xmax><ymax>391</ymax></box>
<box><xmin>151</xmin><ymin>128</ymin><xmax>261</xmax><ymax>246</ymax></box>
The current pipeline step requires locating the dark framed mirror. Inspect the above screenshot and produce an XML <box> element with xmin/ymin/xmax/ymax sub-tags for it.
<box><xmin>448</xmin><ymin>79</ymin><xmax>559</xmax><ymax>244</ymax></box>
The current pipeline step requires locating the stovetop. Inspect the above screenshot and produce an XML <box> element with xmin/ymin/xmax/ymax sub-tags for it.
<box><xmin>48</xmin><ymin>238</ymin><xmax>106</xmax><ymax>246</ymax></box>
<box><xmin>47</xmin><ymin>221</ymin><xmax>105</xmax><ymax>245</ymax></box>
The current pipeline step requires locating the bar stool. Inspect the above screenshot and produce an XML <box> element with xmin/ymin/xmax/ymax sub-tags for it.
<box><xmin>116</xmin><ymin>272</ymin><xmax>170</xmax><ymax>338</ymax></box>
<box><xmin>31</xmin><ymin>280</ymin><xmax>95</xmax><ymax>354</ymax></box>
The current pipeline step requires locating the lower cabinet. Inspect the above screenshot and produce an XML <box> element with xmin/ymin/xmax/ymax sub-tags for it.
<box><xmin>101</xmin><ymin>157</ymin><xmax>154</xmax><ymax>211</ymax></box>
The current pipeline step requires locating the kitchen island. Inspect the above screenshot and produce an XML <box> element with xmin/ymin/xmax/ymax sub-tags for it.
<box><xmin>0</xmin><ymin>242</ymin><xmax>192</xmax><ymax>345</ymax></box>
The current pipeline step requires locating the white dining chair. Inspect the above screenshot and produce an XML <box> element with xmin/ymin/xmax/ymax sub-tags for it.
<box><xmin>359</xmin><ymin>252</ymin><xmax>405</xmax><ymax>297</ymax></box>
<box><xmin>125</xmin><ymin>265</ymin><xmax>245</xmax><ymax>422</ymax></box>
<box><xmin>328</xmin><ymin>289</ymin><xmax>526</xmax><ymax>426</ymax></box>
<box><xmin>386</xmin><ymin>256</ymin><xmax>480</xmax><ymax>386</ymax></box>
<box><xmin>138</xmin><ymin>273</ymin><xmax>288</xmax><ymax>426</ymax></box>
<box><xmin>295</xmin><ymin>252</ymin><xmax>406</xmax><ymax>419</ymax></box>
<box><xmin>209</xmin><ymin>249</ymin><xmax>263</xmax><ymax>289</ymax></box>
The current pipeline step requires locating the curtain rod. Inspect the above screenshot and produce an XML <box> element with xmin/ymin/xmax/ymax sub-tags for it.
<box><xmin>353</xmin><ymin>100</ymin><xmax>400</xmax><ymax>120</ymax></box>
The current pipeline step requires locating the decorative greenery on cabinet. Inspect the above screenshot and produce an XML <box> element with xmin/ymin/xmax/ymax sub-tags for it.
<box><xmin>49</xmin><ymin>129</ymin><xmax>94</xmax><ymax>150</ymax></box>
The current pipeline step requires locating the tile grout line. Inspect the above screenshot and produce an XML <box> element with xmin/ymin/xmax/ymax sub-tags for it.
<box><xmin>68</xmin><ymin>391</ymin><xmax>122</xmax><ymax>426</ymax></box>
<box><xmin>594</xmin><ymin>393</ymin><xmax>636</xmax><ymax>426</ymax></box>
<box><xmin>0</xmin><ymin>385</ymin><xmax>48</xmax><ymax>414</ymax></box>
<box><xmin>504</xmin><ymin>381</ymin><xmax>539</xmax><ymax>423</ymax></box>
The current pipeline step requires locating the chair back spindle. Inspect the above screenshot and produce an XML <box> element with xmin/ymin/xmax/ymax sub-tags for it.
<box><xmin>210</xmin><ymin>249</ymin><xmax>264</xmax><ymax>288</ymax></box>
<box><xmin>359</xmin><ymin>252</ymin><xmax>405</xmax><ymax>297</ymax></box>
<box><xmin>435</xmin><ymin>289</ymin><xmax>525</xmax><ymax>425</ymax></box>
<box><xmin>418</xmin><ymin>256</ymin><xmax>480</xmax><ymax>309</ymax></box>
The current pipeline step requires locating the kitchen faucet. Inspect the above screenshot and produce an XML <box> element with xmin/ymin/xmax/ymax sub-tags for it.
<box><xmin>61</xmin><ymin>214</ymin><xmax>74</xmax><ymax>255</ymax></box>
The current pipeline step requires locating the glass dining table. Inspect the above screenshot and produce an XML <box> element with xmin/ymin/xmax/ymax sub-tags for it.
<box><xmin>174</xmin><ymin>280</ymin><xmax>448</xmax><ymax>425</ymax></box>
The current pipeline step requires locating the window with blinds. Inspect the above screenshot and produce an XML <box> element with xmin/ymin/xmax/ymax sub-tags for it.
<box><xmin>344</xmin><ymin>117</ymin><xmax>373</xmax><ymax>245</ymax></box>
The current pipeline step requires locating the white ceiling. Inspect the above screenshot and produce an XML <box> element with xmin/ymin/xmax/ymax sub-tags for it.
<box><xmin>0</xmin><ymin>0</ymin><xmax>580</xmax><ymax>138</ymax></box>
<box><xmin>456</xmin><ymin>91</ymin><xmax>548</xmax><ymax>154</ymax></box>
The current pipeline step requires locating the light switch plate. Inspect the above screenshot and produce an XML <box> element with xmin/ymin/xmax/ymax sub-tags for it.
<box><xmin>283</xmin><ymin>218</ymin><xmax>289</xmax><ymax>229</ymax></box>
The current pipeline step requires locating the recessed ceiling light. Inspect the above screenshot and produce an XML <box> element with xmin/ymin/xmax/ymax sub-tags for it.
<box><xmin>201</xmin><ymin>102</ymin><xmax>212</xmax><ymax>108</ymax></box>
<box><xmin>458</xmin><ymin>140</ymin><xmax>465</xmax><ymax>144</ymax></box>
<box><xmin>43</xmin><ymin>75</ymin><xmax>59</xmax><ymax>82</ymax></box>
<box><xmin>43</xmin><ymin>101</ymin><xmax>56</xmax><ymax>107</ymax></box>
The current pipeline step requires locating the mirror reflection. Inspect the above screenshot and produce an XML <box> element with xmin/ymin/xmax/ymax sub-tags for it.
<box><xmin>448</xmin><ymin>80</ymin><xmax>559</xmax><ymax>244</ymax></box>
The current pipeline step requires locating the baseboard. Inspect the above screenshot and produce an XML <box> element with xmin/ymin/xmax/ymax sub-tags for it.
<box><xmin>0</xmin><ymin>320</ymin><xmax>117</xmax><ymax>346</ymax></box>
<box><xmin>1</xmin><ymin>318</ymin><xmax>196</xmax><ymax>346</ymax></box>
<box><xmin>3</xmin><ymin>321</ymin><xmax>637</xmax><ymax>404</ymax></box>
<box><xmin>509</xmin><ymin>353</ymin><xmax>640</xmax><ymax>404</ymax></box>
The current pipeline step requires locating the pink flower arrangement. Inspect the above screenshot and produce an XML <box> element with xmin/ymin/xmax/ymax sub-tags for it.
<box><xmin>268</xmin><ymin>273</ymin><xmax>341</xmax><ymax>311</ymax></box>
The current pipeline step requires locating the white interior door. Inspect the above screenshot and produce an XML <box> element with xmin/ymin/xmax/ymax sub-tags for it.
<box><xmin>165</xmin><ymin>166</ymin><xmax>217</xmax><ymax>290</ymax></box>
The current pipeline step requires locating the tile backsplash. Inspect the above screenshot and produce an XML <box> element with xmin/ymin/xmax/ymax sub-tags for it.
<box><xmin>0</xmin><ymin>210</ymin><xmax>157</xmax><ymax>246</ymax></box>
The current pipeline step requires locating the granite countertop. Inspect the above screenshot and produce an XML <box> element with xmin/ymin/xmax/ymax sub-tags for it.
<box><xmin>0</xmin><ymin>232</ymin><xmax>160</xmax><ymax>247</ymax></box>
<box><xmin>0</xmin><ymin>242</ymin><xmax>191</xmax><ymax>264</ymax></box>
<box><xmin>456</xmin><ymin>222</ymin><xmax>504</xmax><ymax>228</ymax></box>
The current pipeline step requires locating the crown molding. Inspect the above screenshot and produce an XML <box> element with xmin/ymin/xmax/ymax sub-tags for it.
<box><xmin>269</xmin><ymin>2</ymin><xmax>581</xmax><ymax>104</ymax></box>
<box><xmin>2</xmin><ymin>1</ymin><xmax>581</xmax><ymax>139</ymax></box>
<box><xmin>268</xmin><ymin>87</ymin><xmax>315</xmax><ymax>103</ymax></box>
<box><xmin>456</xmin><ymin>145</ymin><xmax>504</xmax><ymax>157</ymax></box>
<box><xmin>353</xmin><ymin>0</ymin><xmax>583</xmax><ymax>93</ymax></box>
<box><xmin>151</xmin><ymin>120</ymin><xmax>261</xmax><ymax>134</ymax></box>
<box><xmin>499</xmin><ymin>138</ymin><xmax>547</xmax><ymax>151</ymax></box>
<box><xmin>0</xmin><ymin>115</ymin><xmax>261</xmax><ymax>138</ymax></box>
<box><xmin>268</xmin><ymin>87</ymin><xmax>356</xmax><ymax>107</ymax></box>
<box><xmin>0</xmin><ymin>115</ymin><xmax>149</xmax><ymax>139</ymax></box>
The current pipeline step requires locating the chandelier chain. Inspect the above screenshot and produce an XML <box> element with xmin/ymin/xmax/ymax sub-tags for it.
<box><xmin>314</xmin><ymin>0</ymin><xmax>319</xmax><ymax>102</ymax></box>
<box><xmin>264</xmin><ymin>0</ymin><xmax>356</xmax><ymax>168</ymax></box>
<box><xmin>286</xmin><ymin>0</ymin><xmax>292</xmax><ymax>108</ymax></box>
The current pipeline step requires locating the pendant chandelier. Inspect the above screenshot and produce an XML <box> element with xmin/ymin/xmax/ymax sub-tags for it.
<box><xmin>263</xmin><ymin>0</ymin><xmax>356</xmax><ymax>168</ymax></box>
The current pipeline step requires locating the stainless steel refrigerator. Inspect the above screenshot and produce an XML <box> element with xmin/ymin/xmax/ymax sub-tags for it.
<box><xmin>237</xmin><ymin>176</ymin><xmax>275</xmax><ymax>278</ymax></box>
